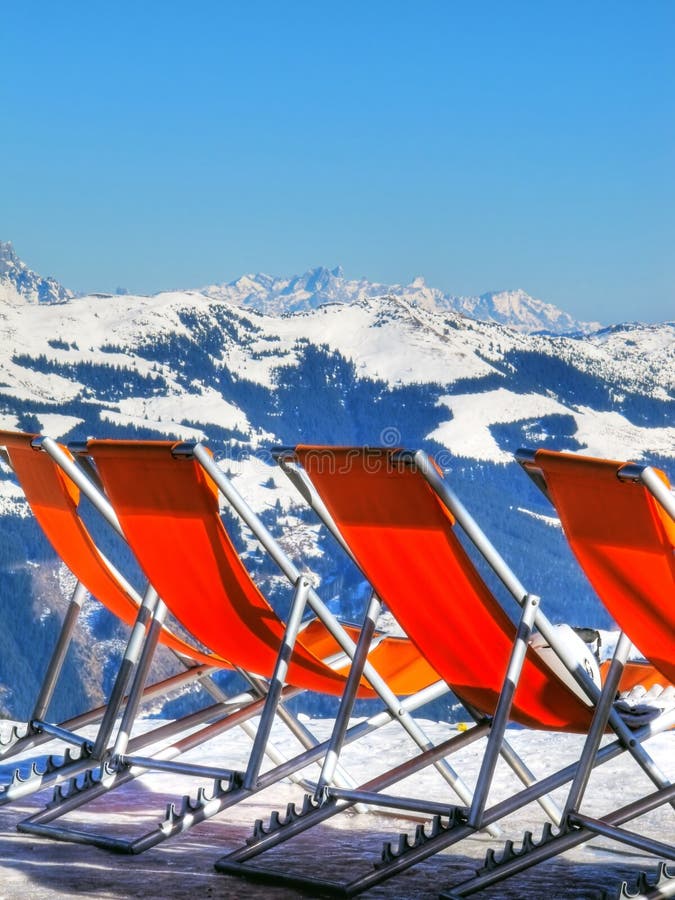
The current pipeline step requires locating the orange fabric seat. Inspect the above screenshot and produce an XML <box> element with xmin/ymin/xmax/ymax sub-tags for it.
<box><xmin>0</xmin><ymin>430</ymin><xmax>223</xmax><ymax>667</ymax></box>
<box><xmin>528</xmin><ymin>449</ymin><xmax>675</xmax><ymax>685</ymax></box>
<box><xmin>291</xmin><ymin>446</ymin><xmax>596</xmax><ymax>732</ymax></box>
<box><xmin>600</xmin><ymin>659</ymin><xmax>667</xmax><ymax>693</ymax></box>
<box><xmin>86</xmin><ymin>440</ymin><xmax>438</xmax><ymax>698</ymax></box>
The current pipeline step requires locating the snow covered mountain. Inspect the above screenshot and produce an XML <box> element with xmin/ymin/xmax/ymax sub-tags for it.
<box><xmin>0</xmin><ymin>280</ymin><xmax>670</xmax><ymax>463</ymax></box>
<box><xmin>202</xmin><ymin>267</ymin><xmax>602</xmax><ymax>335</ymax></box>
<box><xmin>0</xmin><ymin>241</ymin><xmax>73</xmax><ymax>306</ymax></box>
<box><xmin>0</xmin><ymin>245</ymin><xmax>672</xmax><ymax>720</ymax></box>
<box><xmin>0</xmin><ymin>240</ymin><xmax>599</xmax><ymax>334</ymax></box>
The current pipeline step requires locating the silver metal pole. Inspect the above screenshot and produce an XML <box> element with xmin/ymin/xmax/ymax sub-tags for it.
<box><xmin>39</xmin><ymin>437</ymin><xmax>124</xmax><ymax>536</ymax></box>
<box><xmin>450</xmin><ymin>783</ymin><xmax>675</xmax><ymax>897</ymax></box>
<box><xmin>223</xmin><ymin>721</ymin><xmax>490</xmax><ymax>865</ymax></box>
<box><xmin>31</xmin><ymin>580</ymin><xmax>88</xmax><ymax>722</ymax></box>
<box><xmin>243</xmin><ymin>576</ymin><xmax>311</xmax><ymax>790</ymax></box>
<box><xmin>618</xmin><ymin>463</ymin><xmax>675</xmax><ymax>521</ymax></box>
<box><xmin>1</xmin><ymin>664</ymin><xmax>218</xmax><ymax>763</ymax></box>
<box><xmin>497</xmin><ymin>738</ymin><xmax>562</xmax><ymax>825</ymax></box>
<box><xmin>90</xmin><ymin>585</ymin><xmax>160</xmax><ymax>759</ymax></box>
<box><xmin>562</xmin><ymin>631</ymin><xmax>632</xmax><ymax>823</ymax></box>
<box><xmin>276</xmin><ymin>457</ymin><xmax>356</xmax><ymax>559</ymax></box>
<box><xmin>26</xmin><ymin>721</ymin><xmax>93</xmax><ymax>751</ymax></box>
<box><xmin>315</xmin><ymin>591</ymin><xmax>381</xmax><ymax>796</ymax></box>
<box><xmin>569</xmin><ymin>812</ymin><xmax>675</xmax><ymax>859</ymax></box>
<box><xmin>413</xmin><ymin>450</ymin><xmax>531</xmax><ymax>604</ymax></box>
<box><xmin>468</xmin><ymin>593</ymin><xmax>540</xmax><ymax>828</ymax></box>
<box><xmin>239</xmin><ymin>672</ymin><xmax>357</xmax><ymax>791</ymax></box>
<box><xmin>110</xmin><ymin>599</ymin><xmax>169</xmax><ymax>759</ymax></box>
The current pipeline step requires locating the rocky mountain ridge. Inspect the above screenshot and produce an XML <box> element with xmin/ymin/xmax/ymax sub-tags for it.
<box><xmin>1</xmin><ymin>241</ymin><xmax>600</xmax><ymax>335</ymax></box>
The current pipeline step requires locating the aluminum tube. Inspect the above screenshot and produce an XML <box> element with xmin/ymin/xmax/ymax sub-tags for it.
<box><xmin>277</xmin><ymin>458</ymin><xmax>356</xmax><ymax>559</ymax></box>
<box><xmin>28</xmin><ymin>721</ymin><xmax>93</xmax><ymax>751</ymax></box>
<box><xmin>111</xmin><ymin>600</ymin><xmax>169</xmax><ymax>759</ymax></box>
<box><xmin>413</xmin><ymin>450</ymin><xmax>530</xmax><ymax>603</ymax></box>
<box><xmin>616</xmin><ymin>463</ymin><xmax>675</xmax><ymax>522</ymax></box>
<box><xmin>18</xmin><ymin>821</ymin><xmax>138</xmax><ymax>853</ymax></box>
<box><xmin>243</xmin><ymin>576</ymin><xmax>311</xmax><ymax>790</ymax></box>
<box><xmin>468</xmin><ymin>593</ymin><xmax>539</xmax><ymax>828</ymax></box>
<box><xmin>2</xmin><ymin>664</ymin><xmax>218</xmax><ymax>763</ymax></box>
<box><xmin>31</xmin><ymin>580</ymin><xmax>88</xmax><ymax>722</ymax></box>
<box><xmin>412</xmin><ymin>451</ymin><xmax>599</xmax><ymax>709</ymax></box>
<box><xmin>497</xmin><ymin>739</ymin><xmax>562</xmax><ymax>825</ymax></box>
<box><xmin>91</xmin><ymin>585</ymin><xmax>160</xmax><ymax>759</ymax></box>
<box><xmin>119</xmin><ymin>756</ymin><xmax>240</xmax><ymax>780</ymax></box>
<box><xmin>327</xmin><ymin>787</ymin><xmax>468</xmax><ymax>817</ymax></box>
<box><xmin>197</xmin><ymin>672</ymin><xmax>312</xmax><ymax>784</ymax></box>
<box><xmin>131</xmin><ymin>679</ymin><xmax>453</xmax><ymax>854</ymax></box>
<box><xmin>641</xmin><ymin>465</ymin><xmax>675</xmax><ymax>520</ymax></box>
<box><xmin>570</xmin><ymin>812</ymin><xmax>675</xmax><ymax>859</ymax></box>
<box><xmin>22</xmin><ymin>680</ymin><xmax>449</xmax><ymax>832</ymax></box>
<box><xmin>235</xmin><ymin>719</ymin><xmax>315</xmax><ymax>792</ymax></box>
<box><xmin>225</xmin><ymin>722</ymin><xmax>490</xmax><ymax>864</ymax></box>
<box><xmin>562</xmin><ymin>631</ymin><xmax>632</xmax><ymax>822</ymax></box>
<box><xmin>315</xmin><ymin>592</ymin><xmax>380</xmax><ymax>795</ymax></box>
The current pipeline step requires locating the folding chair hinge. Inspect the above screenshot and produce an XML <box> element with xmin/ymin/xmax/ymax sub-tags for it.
<box><xmin>314</xmin><ymin>784</ymin><xmax>332</xmax><ymax>807</ymax></box>
<box><xmin>230</xmin><ymin>770</ymin><xmax>245</xmax><ymax>790</ymax></box>
<box><xmin>170</xmin><ymin>441</ymin><xmax>198</xmax><ymax>459</ymax></box>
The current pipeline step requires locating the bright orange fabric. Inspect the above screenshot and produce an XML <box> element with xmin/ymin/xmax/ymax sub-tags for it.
<box><xmin>533</xmin><ymin>450</ymin><xmax>675</xmax><ymax>684</ymax></box>
<box><xmin>0</xmin><ymin>430</ymin><xmax>223</xmax><ymax>667</ymax></box>
<box><xmin>87</xmin><ymin>440</ymin><xmax>437</xmax><ymax>697</ymax></box>
<box><xmin>298</xmin><ymin>619</ymin><xmax>439</xmax><ymax>694</ymax></box>
<box><xmin>294</xmin><ymin>446</ymin><xmax>594</xmax><ymax>731</ymax></box>
<box><xmin>599</xmin><ymin>660</ymin><xmax>666</xmax><ymax>693</ymax></box>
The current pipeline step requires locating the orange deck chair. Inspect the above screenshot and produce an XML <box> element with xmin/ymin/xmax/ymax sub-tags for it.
<box><xmin>448</xmin><ymin>448</ymin><xmax>675</xmax><ymax>899</ymax></box>
<box><xmin>518</xmin><ymin>448</ymin><xmax>675</xmax><ymax>684</ymax></box>
<box><xmin>215</xmin><ymin>445</ymin><xmax>675</xmax><ymax>898</ymax></box>
<box><xmin>0</xmin><ymin>431</ymin><xmax>227</xmax><ymax>757</ymax></box>
<box><xmin>19</xmin><ymin>438</ymin><xmax>450</xmax><ymax>855</ymax></box>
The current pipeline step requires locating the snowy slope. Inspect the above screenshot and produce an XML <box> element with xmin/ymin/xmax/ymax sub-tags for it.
<box><xmin>0</xmin><ymin>241</ymin><xmax>72</xmax><ymax>305</ymax></box>
<box><xmin>1</xmin><ymin>285</ymin><xmax>673</xmax><ymax>463</ymax></box>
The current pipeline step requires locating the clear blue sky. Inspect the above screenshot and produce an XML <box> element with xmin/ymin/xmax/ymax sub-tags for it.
<box><xmin>1</xmin><ymin>1</ymin><xmax>673</xmax><ymax>323</ymax></box>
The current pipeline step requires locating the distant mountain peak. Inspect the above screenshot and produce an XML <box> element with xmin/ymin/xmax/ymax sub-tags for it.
<box><xmin>0</xmin><ymin>241</ymin><xmax>600</xmax><ymax>335</ymax></box>
<box><xmin>202</xmin><ymin>267</ymin><xmax>600</xmax><ymax>335</ymax></box>
<box><xmin>0</xmin><ymin>241</ymin><xmax>72</xmax><ymax>306</ymax></box>
<box><xmin>465</xmin><ymin>289</ymin><xmax>602</xmax><ymax>335</ymax></box>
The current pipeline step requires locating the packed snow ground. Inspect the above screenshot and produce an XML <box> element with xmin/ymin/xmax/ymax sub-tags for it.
<box><xmin>0</xmin><ymin>716</ymin><xmax>672</xmax><ymax>898</ymax></box>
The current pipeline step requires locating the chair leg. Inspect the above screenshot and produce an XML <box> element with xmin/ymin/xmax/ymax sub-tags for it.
<box><xmin>243</xmin><ymin>576</ymin><xmax>312</xmax><ymax>789</ymax></box>
<box><xmin>468</xmin><ymin>592</ymin><xmax>540</xmax><ymax>828</ymax></box>
<box><xmin>30</xmin><ymin>581</ymin><xmax>88</xmax><ymax>725</ymax></box>
<box><xmin>314</xmin><ymin>591</ymin><xmax>380</xmax><ymax>798</ymax></box>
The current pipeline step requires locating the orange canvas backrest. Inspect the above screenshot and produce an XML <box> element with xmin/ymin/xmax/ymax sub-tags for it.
<box><xmin>86</xmin><ymin>440</ymin><xmax>379</xmax><ymax>697</ymax></box>
<box><xmin>293</xmin><ymin>446</ymin><xmax>593</xmax><ymax>731</ymax></box>
<box><xmin>532</xmin><ymin>449</ymin><xmax>675</xmax><ymax>683</ymax></box>
<box><xmin>0</xmin><ymin>429</ymin><xmax>221</xmax><ymax>667</ymax></box>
